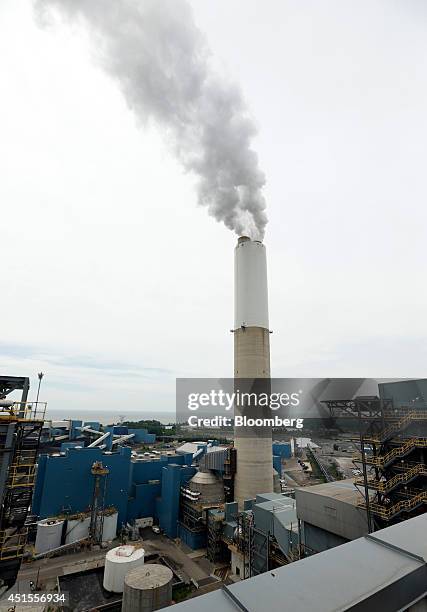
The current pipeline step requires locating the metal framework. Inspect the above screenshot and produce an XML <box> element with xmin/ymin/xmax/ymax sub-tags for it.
<box><xmin>0</xmin><ymin>376</ymin><xmax>29</xmax><ymax>403</ymax></box>
<box><xmin>0</xmin><ymin>389</ymin><xmax>45</xmax><ymax>590</ymax></box>
<box><xmin>223</xmin><ymin>447</ymin><xmax>236</xmax><ymax>503</ymax></box>
<box><xmin>235</xmin><ymin>512</ymin><xmax>253</xmax><ymax>579</ymax></box>
<box><xmin>89</xmin><ymin>461</ymin><xmax>109</xmax><ymax>544</ymax></box>
<box><xmin>322</xmin><ymin>397</ymin><xmax>427</xmax><ymax>532</ymax></box>
<box><xmin>206</xmin><ymin>510</ymin><xmax>228</xmax><ymax>564</ymax></box>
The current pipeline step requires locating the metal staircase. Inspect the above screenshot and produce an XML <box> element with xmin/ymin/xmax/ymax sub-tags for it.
<box><xmin>364</xmin><ymin>410</ymin><xmax>427</xmax><ymax>444</ymax></box>
<box><xmin>356</xmin><ymin>437</ymin><xmax>427</xmax><ymax>468</ymax></box>
<box><xmin>364</xmin><ymin>489</ymin><xmax>427</xmax><ymax>520</ymax></box>
<box><xmin>353</xmin><ymin>403</ymin><xmax>427</xmax><ymax>529</ymax></box>
<box><xmin>355</xmin><ymin>463</ymin><xmax>427</xmax><ymax>494</ymax></box>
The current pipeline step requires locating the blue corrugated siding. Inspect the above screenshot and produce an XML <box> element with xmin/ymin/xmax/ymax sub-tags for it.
<box><xmin>273</xmin><ymin>455</ymin><xmax>282</xmax><ymax>474</ymax></box>
<box><xmin>127</xmin><ymin>482</ymin><xmax>161</xmax><ymax>521</ymax></box>
<box><xmin>156</xmin><ymin>464</ymin><xmax>196</xmax><ymax>538</ymax></box>
<box><xmin>127</xmin><ymin>428</ymin><xmax>156</xmax><ymax>443</ymax></box>
<box><xmin>32</xmin><ymin>446</ymin><xmax>131</xmax><ymax>527</ymax></box>
<box><xmin>32</xmin><ymin>448</ymin><xmax>195</xmax><ymax>536</ymax></box>
<box><xmin>272</xmin><ymin>442</ymin><xmax>292</xmax><ymax>459</ymax></box>
<box><xmin>177</xmin><ymin>524</ymin><xmax>206</xmax><ymax>549</ymax></box>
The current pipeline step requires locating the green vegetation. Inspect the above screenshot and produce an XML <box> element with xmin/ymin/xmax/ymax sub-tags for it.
<box><xmin>110</xmin><ymin>419</ymin><xmax>177</xmax><ymax>436</ymax></box>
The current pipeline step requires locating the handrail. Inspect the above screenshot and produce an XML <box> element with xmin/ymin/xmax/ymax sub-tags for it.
<box><xmin>355</xmin><ymin>463</ymin><xmax>427</xmax><ymax>493</ymax></box>
<box><xmin>354</xmin><ymin>438</ymin><xmax>427</xmax><ymax>468</ymax></box>
<box><xmin>364</xmin><ymin>410</ymin><xmax>427</xmax><ymax>443</ymax></box>
<box><xmin>0</xmin><ymin>401</ymin><xmax>46</xmax><ymax>421</ymax></box>
<box><xmin>362</xmin><ymin>490</ymin><xmax>427</xmax><ymax>520</ymax></box>
<box><xmin>0</xmin><ymin>529</ymin><xmax>28</xmax><ymax>560</ymax></box>
<box><xmin>7</xmin><ymin>464</ymin><xmax>37</xmax><ymax>488</ymax></box>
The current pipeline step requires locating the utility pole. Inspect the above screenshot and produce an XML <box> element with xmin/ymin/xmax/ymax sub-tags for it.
<box><xmin>36</xmin><ymin>372</ymin><xmax>44</xmax><ymax>404</ymax></box>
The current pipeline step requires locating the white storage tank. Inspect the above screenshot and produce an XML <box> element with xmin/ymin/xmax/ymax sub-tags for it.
<box><xmin>35</xmin><ymin>519</ymin><xmax>64</xmax><ymax>554</ymax></box>
<box><xmin>101</xmin><ymin>510</ymin><xmax>118</xmax><ymax>542</ymax></box>
<box><xmin>103</xmin><ymin>545</ymin><xmax>145</xmax><ymax>593</ymax></box>
<box><xmin>122</xmin><ymin>564</ymin><xmax>173</xmax><ymax>612</ymax></box>
<box><xmin>65</xmin><ymin>514</ymin><xmax>91</xmax><ymax>544</ymax></box>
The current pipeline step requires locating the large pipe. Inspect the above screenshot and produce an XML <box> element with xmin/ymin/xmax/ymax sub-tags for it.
<box><xmin>233</xmin><ymin>236</ymin><xmax>273</xmax><ymax>508</ymax></box>
<box><xmin>88</xmin><ymin>431</ymin><xmax>111</xmax><ymax>448</ymax></box>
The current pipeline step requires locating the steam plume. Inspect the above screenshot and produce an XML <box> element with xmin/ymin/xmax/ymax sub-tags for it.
<box><xmin>35</xmin><ymin>0</ymin><xmax>267</xmax><ymax>240</ymax></box>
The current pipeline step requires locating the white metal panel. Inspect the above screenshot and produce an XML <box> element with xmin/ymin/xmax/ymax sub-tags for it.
<box><xmin>65</xmin><ymin>515</ymin><xmax>91</xmax><ymax>544</ymax></box>
<box><xmin>102</xmin><ymin>511</ymin><xmax>118</xmax><ymax>542</ymax></box>
<box><xmin>35</xmin><ymin>519</ymin><xmax>64</xmax><ymax>554</ymax></box>
<box><xmin>234</xmin><ymin>238</ymin><xmax>269</xmax><ymax>330</ymax></box>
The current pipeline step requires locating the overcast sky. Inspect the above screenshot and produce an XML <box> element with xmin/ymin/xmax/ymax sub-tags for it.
<box><xmin>1</xmin><ymin>0</ymin><xmax>427</xmax><ymax>418</ymax></box>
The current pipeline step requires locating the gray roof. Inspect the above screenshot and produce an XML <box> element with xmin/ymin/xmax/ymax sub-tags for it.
<box><xmin>254</xmin><ymin>497</ymin><xmax>298</xmax><ymax>532</ymax></box>
<box><xmin>295</xmin><ymin>477</ymin><xmax>361</xmax><ymax>505</ymax></box>
<box><xmin>173</xmin><ymin>513</ymin><xmax>427</xmax><ymax>612</ymax></box>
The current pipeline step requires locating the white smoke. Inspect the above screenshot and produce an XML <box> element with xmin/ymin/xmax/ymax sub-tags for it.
<box><xmin>35</xmin><ymin>0</ymin><xmax>267</xmax><ymax>240</ymax></box>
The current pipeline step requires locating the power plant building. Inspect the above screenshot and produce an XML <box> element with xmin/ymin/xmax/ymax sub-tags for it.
<box><xmin>32</xmin><ymin>446</ymin><xmax>195</xmax><ymax>538</ymax></box>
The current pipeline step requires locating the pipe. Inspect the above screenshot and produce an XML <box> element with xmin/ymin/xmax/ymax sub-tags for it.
<box><xmin>88</xmin><ymin>432</ymin><xmax>111</xmax><ymax>448</ymax></box>
<box><xmin>111</xmin><ymin>434</ymin><xmax>135</xmax><ymax>445</ymax></box>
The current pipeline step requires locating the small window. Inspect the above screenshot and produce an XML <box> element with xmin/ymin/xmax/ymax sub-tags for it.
<box><xmin>324</xmin><ymin>506</ymin><xmax>337</xmax><ymax>518</ymax></box>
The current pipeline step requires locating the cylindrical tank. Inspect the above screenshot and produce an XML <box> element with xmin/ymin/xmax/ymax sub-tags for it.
<box><xmin>233</xmin><ymin>237</ymin><xmax>273</xmax><ymax>508</ymax></box>
<box><xmin>103</xmin><ymin>545</ymin><xmax>145</xmax><ymax>593</ymax></box>
<box><xmin>65</xmin><ymin>514</ymin><xmax>91</xmax><ymax>544</ymax></box>
<box><xmin>102</xmin><ymin>511</ymin><xmax>118</xmax><ymax>542</ymax></box>
<box><xmin>188</xmin><ymin>470</ymin><xmax>224</xmax><ymax>504</ymax></box>
<box><xmin>35</xmin><ymin>519</ymin><xmax>64</xmax><ymax>554</ymax></box>
<box><xmin>122</xmin><ymin>564</ymin><xmax>173</xmax><ymax>612</ymax></box>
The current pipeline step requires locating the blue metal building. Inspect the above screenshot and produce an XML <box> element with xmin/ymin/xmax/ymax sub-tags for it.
<box><xmin>272</xmin><ymin>441</ymin><xmax>292</xmax><ymax>459</ymax></box>
<box><xmin>32</xmin><ymin>447</ymin><xmax>194</xmax><ymax>535</ymax></box>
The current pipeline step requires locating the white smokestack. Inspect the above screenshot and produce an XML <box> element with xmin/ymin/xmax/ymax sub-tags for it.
<box><xmin>35</xmin><ymin>0</ymin><xmax>268</xmax><ymax>240</ymax></box>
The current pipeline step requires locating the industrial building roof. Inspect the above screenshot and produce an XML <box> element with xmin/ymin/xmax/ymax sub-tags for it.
<box><xmin>295</xmin><ymin>478</ymin><xmax>368</xmax><ymax>541</ymax></box>
<box><xmin>173</xmin><ymin>513</ymin><xmax>427</xmax><ymax>612</ymax></box>
<box><xmin>176</xmin><ymin>442</ymin><xmax>206</xmax><ymax>455</ymax></box>
<box><xmin>255</xmin><ymin>497</ymin><xmax>298</xmax><ymax>532</ymax></box>
<box><xmin>255</xmin><ymin>492</ymin><xmax>284</xmax><ymax>503</ymax></box>
<box><xmin>296</xmin><ymin>478</ymin><xmax>361</xmax><ymax>505</ymax></box>
<box><xmin>176</xmin><ymin>441</ymin><xmax>228</xmax><ymax>455</ymax></box>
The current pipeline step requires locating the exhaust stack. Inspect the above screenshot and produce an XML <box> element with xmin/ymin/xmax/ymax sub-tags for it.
<box><xmin>233</xmin><ymin>236</ymin><xmax>273</xmax><ymax>507</ymax></box>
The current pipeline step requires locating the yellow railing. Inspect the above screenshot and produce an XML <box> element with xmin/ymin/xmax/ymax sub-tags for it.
<box><xmin>354</xmin><ymin>438</ymin><xmax>427</xmax><ymax>467</ymax></box>
<box><xmin>363</xmin><ymin>490</ymin><xmax>427</xmax><ymax>520</ymax></box>
<box><xmin>355</xmin><ymin>463</ymin><xmax>427</xmax><ymax>493</ymax></box>
<box><xmin>12</xmin><ymin>449</ymin><xmax>38</xmax><ymax>464</ymax></box>
<box><xmin>7</xmin><ymin>464</ymin><xmax>37</xmax><ymax>488</ymax></box>
<box><xmin>365</xmin><ymin>410</ymin><xmax>427</xmax><ymax>443</ymax></box>
<box><xmin>0</xmin><ymin>530</ymin><xmax>28</xmax><ymax>560</ymax></box>
<box><xmin>0</xmin><ymin>401</ymin><xmax>46</xmax><ymax>421</ymax></box>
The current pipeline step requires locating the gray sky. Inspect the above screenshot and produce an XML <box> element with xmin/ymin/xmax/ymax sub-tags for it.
<box><xmin>1</xmin><ymin>0</ymin><xmax>426</xmax><ymax>417</ymax></box>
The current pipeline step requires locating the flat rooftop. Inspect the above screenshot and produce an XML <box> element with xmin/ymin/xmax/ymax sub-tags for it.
<box><xmin>296</xmin><ymin>478</ymin><xmax>360</xmax><ymax>505</ymax></box>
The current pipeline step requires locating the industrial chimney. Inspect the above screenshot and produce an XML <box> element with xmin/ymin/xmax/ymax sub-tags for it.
<box><xmin>233</xmin><ymin>236</ymin><xmax>273</xmax><ymax>508</ymax></box>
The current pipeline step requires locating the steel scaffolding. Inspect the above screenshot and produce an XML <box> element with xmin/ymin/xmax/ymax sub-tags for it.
<box><xmin>0</xmin><ymin>399</ymin><xmax>45</xmax><ymax>590</ymax></box>
<box><xmin>324</xmin><ymin>397</ymin><xmax>427</xmax><ymax>531</ymax></box>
